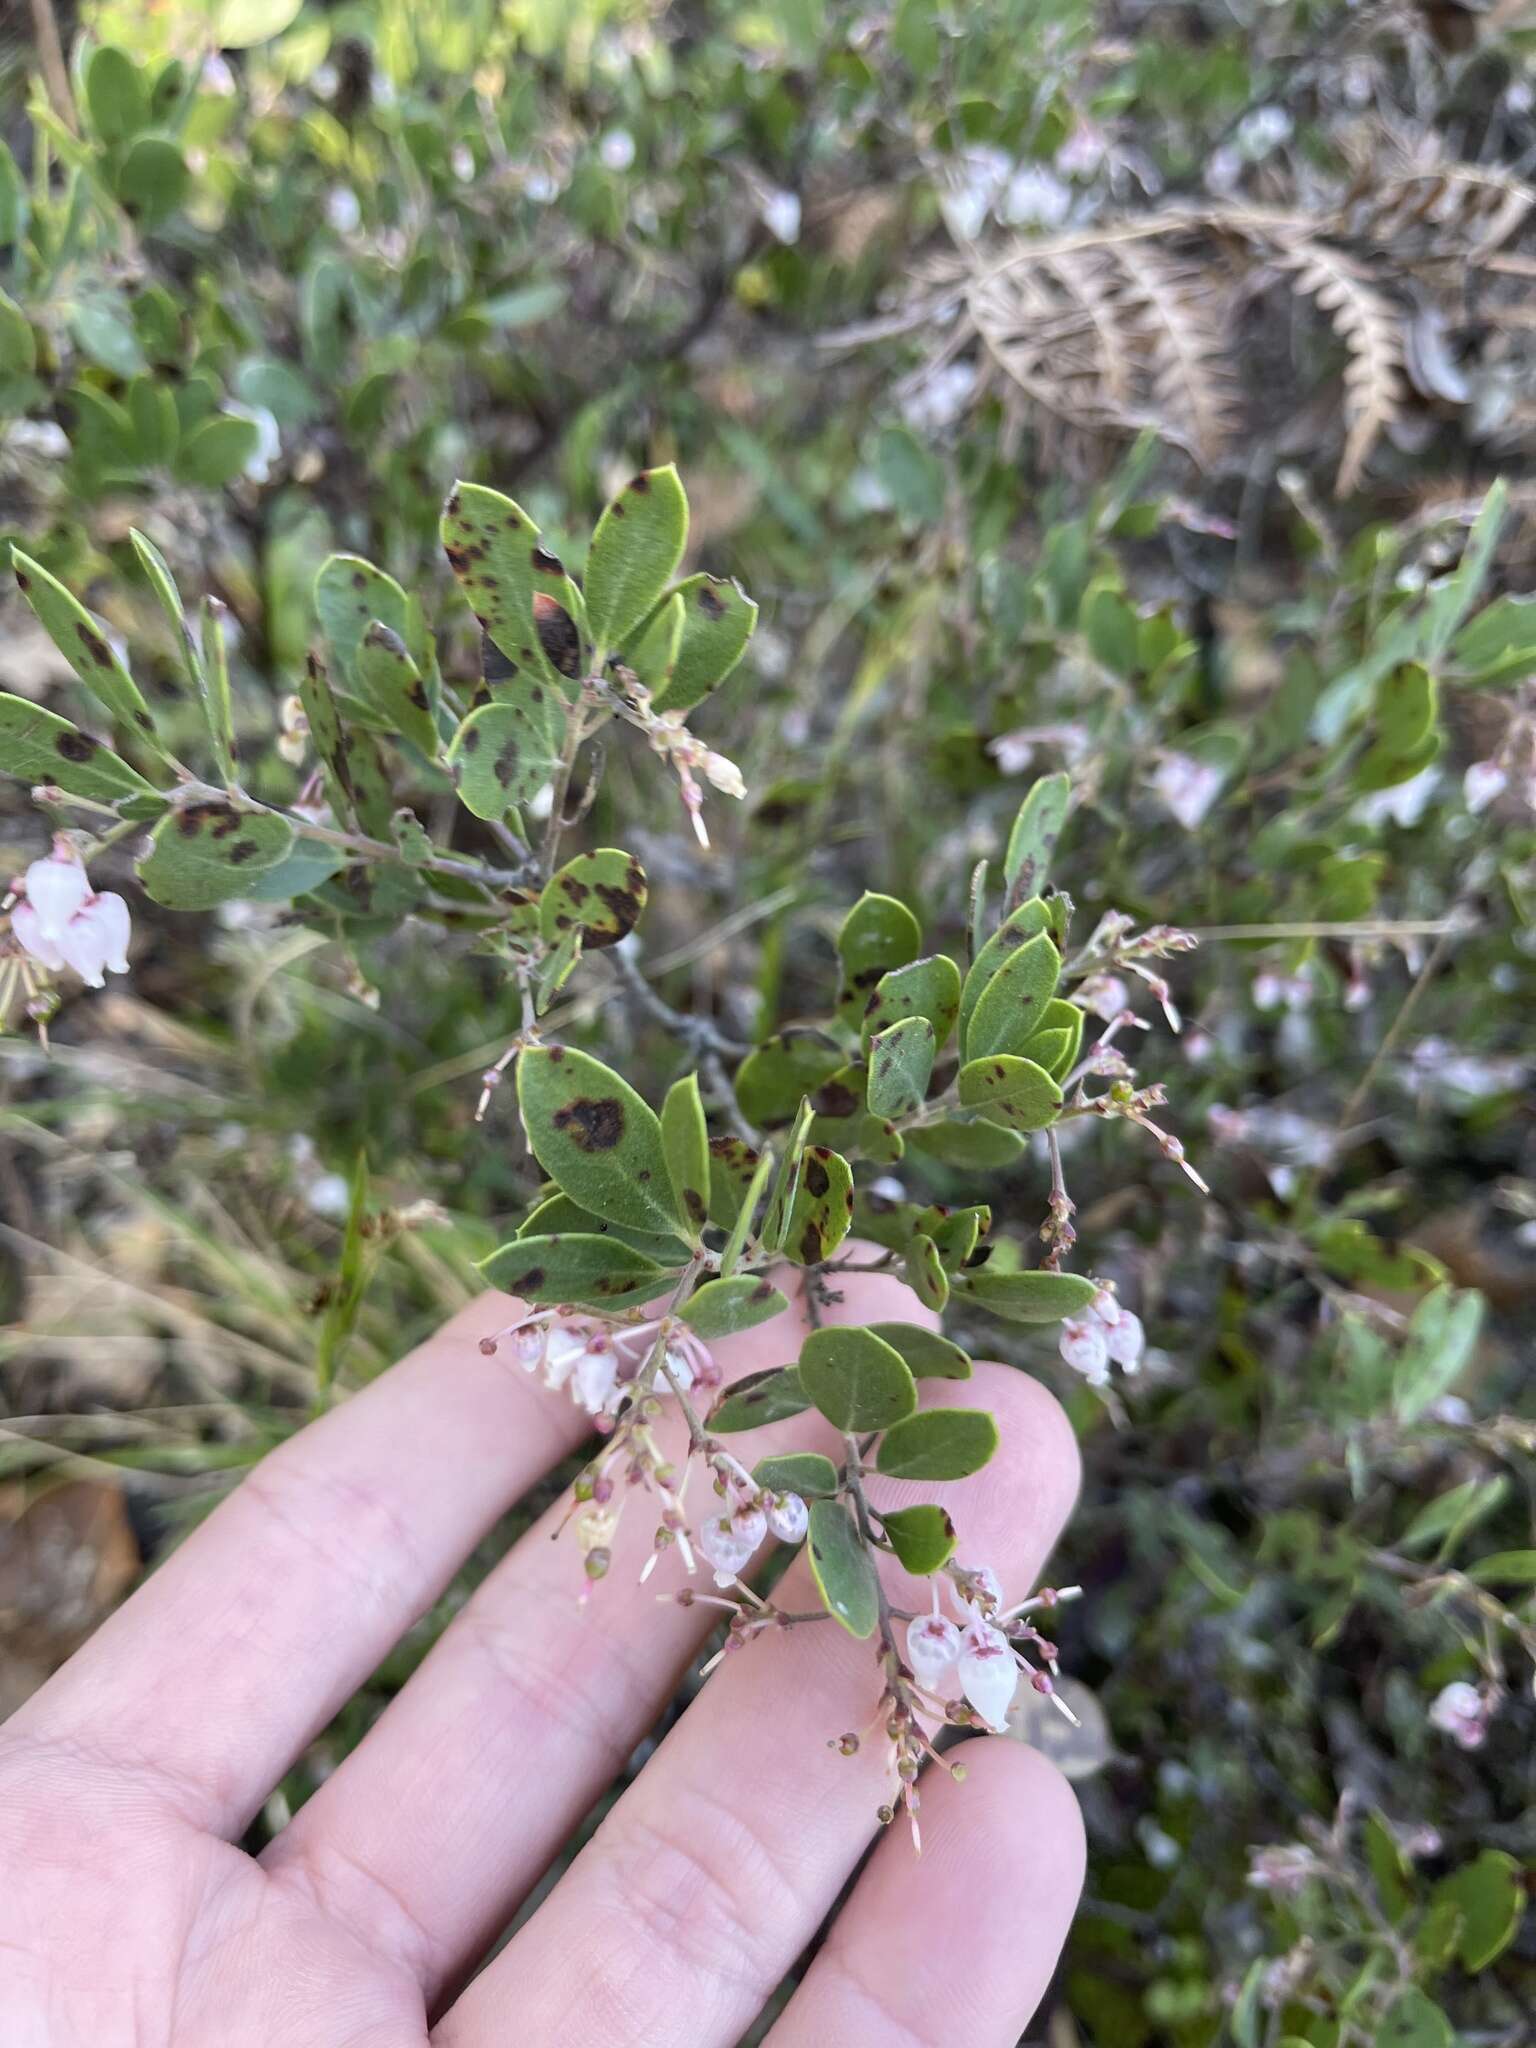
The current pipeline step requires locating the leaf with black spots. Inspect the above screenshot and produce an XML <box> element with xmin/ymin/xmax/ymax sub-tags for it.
<box><xmin>806</xmin><ymin>1061</ymin><xmax>906</xmax><ymax>1166</ymax></box>
<box><xmin>584</xmin><ymin>464</ymin><xmax>689</xmax><ymax>653</ymax></box>
<box><xmin>315</xmin><ymin>555</ymin><xmax>413</xmax><ymax>693</ymax></box>
<box><xmin>877</xmin><ymin>1408</ymin><xmax>999</xmax><ymax>1482</ymax></box>
<box><xmin>129</xmin><ymin>530</ymin><xmax>233</xmax><ymax>775</ymax></box>
<box><xmin>297</xmin><ymin>655</ymin><xmax>394</xmax><ymax>836</ymax></box>
<box><xmin>661</xmin><ymin>1072</ymin><xmax>710</xmax><ymax>1243</ymax></box>
<box><xmin>1003</xmin><ymin>771</ymin><xmax>1070</xmax><ymax>908</ymax></box>
<box><xmin>768</xmin><ymin>1142</ymin><xmax>853</xmax><ymax>1266</ymax></box>
<box><xmin>836</xmin><ymin>891</ymin><xmax>921</xmax><ymax>1027</ymax></box>
<box><xmin>517</xmin><ymin>1044</ymin><xmax>680</xmax><ymax>1237</ymax></box>
<box><xmin>965</xmin><ymin>931</ymin><xmax>1061</xmax><ymax>1062</ymax></box>
<box><xmin>137</xmin><ymin>800</ymin><xmax>295</xmax><ymax>909</ymax></box>
<box><xmin>651</xmin><ymin>574</ymin><xmax>758</xmax><ymax>713</ymax></box>
<box><xmin>11</xmin><ymin>548</ymin><xmax>168</xmax><ymax>761</ymax></box>
<box><xmin>538</xmin><ymin>848</ymin><xmax>648</xmax><ymax>951</ymax></box>
<box><xmin>735</xmin><ymin>1031</ymin><xmax>843</xmax><ymax>1128</ymax></box>
<box><xmin>516</xmin><ymin>1191</ymin><xmax>689</xmax><ymax>1263</ymax></box>
<box><xmin>807</xmin><ymin>1499</ymin><xmax>880</xmax><ymax>1638</ymax></box>
<box><xmin>448</xmin><ymin>697</ymin><xmax>561</xmax><ymax>817</ymax></box>
<box><xmin>959</xmin><ymin>896</ymin><xmax>1052</xmax><ymax>1046</ymax></box>
<box><xmin>441</xmin><ymin>481</ymin><xmax>588</xmax><ymax>696</ymax></box>
<box><xmin>480</xmin><ymin>1233</ymin><xmax>673</xmax><ymax>1308</ymax></box>
<box><xmin>358</xmin><ymin>623</ymin><xmax>439</xmax><ymax>755</ymax></box>
<box><xmin>867</xmin><ymin>1322</ymin><xmax>972</xmax><ymax>1380</ymax></box>
<box><xmin>902</xmin><ymin>1232</ymin><xmax>949</xmax><ymax>1311</ymax></box>
<box><xmin>717</xmin><ymin>1144</ymin><xmax>774</xmax><ymax>1277</ymax></box>
<box><xmin>0</xmin><ymin>691</ymin><xmax>157</xmax><ymax>804</ymax></box>
<box><xmin>681</xmin><ymin>1274</ymin><xmax>788</xmax><ymax>1340</ymax></box>
<box><xmin>955</xmin><ymin>1267</ymin><xmax>1097</xmax><ymax>1324</ymax></box>
<box><xmin>709</xmin><ymin>1364</ymin><xmax>810</xmax><ymax>1433</ymax></box>
<box><xmin>865</xmin><ymin>1015</ymin><xmax>935</xmax><ymax>1119</ymax></box>
<box><xmin>798</xmin><ymin>1325</ymin><xmax>917</xmax><ymax>1433</ymax></box>
<box><xmin>880</xmin><ymin>1503</ymin><xmax>957</xmax><ymax>1574</ymax></box>
<box><xmin>707</xmin><ymin>1135</ymin><xmax>763</xmax><ymax>1230</ymax></box>
<box><xmin>906</xmin><ymin>1120</ymin><xmax>1027</xmax><ymax>1170</ymax></box>
<box><xmin>958</xmin><ymin>1054</ymin><xmax>1063</xmax><ymax>1132</ymax></box>
<box><xmin>860</xmin><ymin>953</ymin><xmax>961</xmax><ymax>1054</ymax></box>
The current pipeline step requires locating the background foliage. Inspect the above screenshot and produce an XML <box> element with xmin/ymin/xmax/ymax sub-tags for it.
<box><xmin>3</xmin><ymin>1</ymin><xmax>1536</xmax><ymax>2042</ymax></box>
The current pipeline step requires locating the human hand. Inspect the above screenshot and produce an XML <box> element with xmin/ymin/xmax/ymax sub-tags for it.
<box><xmin>0</xmin><ymin>1269</ymin><xmax>1083</xmax><ymax>2047</ymax></box>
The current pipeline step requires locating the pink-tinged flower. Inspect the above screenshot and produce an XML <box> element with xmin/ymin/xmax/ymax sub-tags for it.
<box><xmin>1246</xmin><ymin>1843</ymin><xmax>1322</xmax><ymax>1893</ymax></box>
<box><xmin>764</xmin><ymin>1491</ymin><xmax>808</xmax><ymax>1545</ymax></box>
<box><xmin>11</xmin><ymin>845</ymin><xmax>132</xmax><ymax>989</ymax></box>
<box><xmin>1103</xmin><ymin>1309</ymin><xmax>1145</xmax><ymax>1371</ymax></box>
<box><xmin>697</xmin><ymin>1502</ymin><xmax>767</xmax><ymax>1586</ymax></box>
<box><xmin>1150</xmin><ymin>752</ymin><xmax>1223</xmax><ymax>831</ymax></box>
<box><xmin>1077</xmin><ymin>972</ymin><xmax>1130</xmax><ymax>1022</ymax></box>
<box><xmin>1428</xmin><ymin>1679</ymin><xmax>1491</xmax><ymax>1751</ymax></box>
<box><xmin>21</xmin><ymin>845</ymin><xmax>91</xmax><ymax>937</ymax></box>
<box><xmin>1059</xmin><ymin>1314</ymin><xmax>1109</xmax><ymax>1385</ymax></box>
<box><xmin>949</xmin><ymin>1561</ymin><xmax>1003</xmax><ymax>1621</ymax></box>
<box><xmin>905</xmin><ymin>1612</ymin><xmax>962</xmax><ymax>1693</ymax></box>
<box><xmin>957</xmin><ymin>1619</ymin><xmax>1019</xmax><ymax>1730</ymax></box>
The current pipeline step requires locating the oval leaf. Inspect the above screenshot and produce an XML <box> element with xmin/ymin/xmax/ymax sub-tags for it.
<box><xmin>651</xmin><ymin>573</ymin><xmax>758</xmax><ymax>713</ymax></box>
<box><xmin>584</xmin><ymin>464</ymin><xmax>689</xmax><ymax>653</ymax></box>
<box><xmin>956</xmin><ymin>1267</ymin><xmax>1097</xmax><ymax>1324</ymax></box>
<box><xmin>958</xmin><ymin>1054</ymin><xmax>1063</xmax><ymax>1132</ymax></box>
<box><xmin>681</xmin><ymin>1275</ymin><xmax>787</xmax><ymax>1341</ymax></box>
<box><xmin>708</xmin><ymin>1364</ymin><xmax>810</xmax><ymax>1433</ymax></box>
<box><xmin>807</xmin><ymin>1498</ymin><xmax>880</xmax><ymax>1638</ymax></box>
<box><xmin>798</xmin><ymin>1325</ymin><xmax>917</xmax><ymax>1433</ymax></box>
<box><xmin>137</xmin><ymin>800</ymin><xmax>295</xmax><ymax>909</ymax></box>
<box><xmin>448</xmin><ymin>697</ymin><xmax>561</xmax><ymax>816</ymax></box>
<box><xmin>0</xmin><ymin>691</ymin><xmax>156</xmax><ymax>803</ymax></box>
<box><xmin>880</xmin><ymin>1503</ymin><xmax>957</xmax><ymax>1575</ymax></box>
<box><xmin>480</xmin><ymin>1233</ymin><xmax>670</xmax><ymax>1307</ymax></box>
<box><xmin>866</xmin><ymin>1015</ymin><xmax>935</xmax><ymax>1119</ymax></box>
<box><xmin>752</xmin><ymin>1451</ymin><xmax>839</xmax><ymax>1498</ymax></box>
<box><xmin>965</xmin><ymin>931</ymin><xmax>1061</xmax><ymax>1061</ymax></box>
<box><xmin>538</xmin><ymin>848</ymin><xmax>648</xmax><ymax>952</ymax></box>
<box><xmin>877</xmin><ymin>1408</ymin><xmax>1000</xmax><ymax>1482</ymax></box>
<box><xmin>866</xmin><ymin>1322</ymin><xmax>972</xmax><ymax>1380</ymax></box>
<box><xmin>661</xmin><ymin>1072</ymin><xmax>711</xmax><ymax>1240</ymax></box>
<box><xmin>517</xmin><ymin>1044</ymin><xmax>681</xmax><ymax>1237</ymax></box>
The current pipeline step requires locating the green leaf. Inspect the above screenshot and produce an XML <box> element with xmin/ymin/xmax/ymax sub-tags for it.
<box><xmin>965</xmin><ymin>931</ymin><xmax>1061</xmax><ymax>1061</ymax></box>
<box><xmin>860</xmin><ymin>954</ymin><xmax>961</xmax><ymax>1051</ymax></box>
<box><xmin>903</xmin><ymin>1233</ymin><xmax>948</xmax><ymax>1311</ymax></box>
<box><xmin>907</xmin><ymin>1120</ymin><xmax>1027</xmax><ymax>1170</ymax></box>
<box><xmin>517</xmin><ymin>1045</ymin><xmax>680</xmax><ymax>1237</ymax></box>
<box><xmin>1023</xmin><ymin>997</ymin><xmax>1084</xmax><ymax>1079</ymax></box>
<box><xmin>768</xmin><ymin>1142</ymin><xmax>854</xmax><ymax>1265</ymax></box>
<box><xmin>1081</xmin><ymin>577</ymin><xmax>1139</xmax><ymax>676</ymax></box>
<box><xmin>708</xmin><ymin>1365</ymin><xmax>810</xmax><ymax>1432</ymax></box>
<box><xmin>836</xmin><ymin>891</ymin><xmax>921</xmax><ymax>1026</ymax></box>
<box><xmin>243</xmin><ymin>841</ymin><xmax>346</xmax><ymax>903</ymax></box>
<box><xmin>177</xmin><ymin>413</ymin><xmax>259</xmax><ymax>488</ymax></box>
<box><xmin>441</xmin><ymin>481</ymin><xmax>588</xmax><ymax>695</ymax></box>
<box><xmin>584</xmin><ymin>464</ymin><xmax>689</xmax><ymax>654</ymax></box>
<box><xmin>1003</xmin><ymin>771</ymin><xmax>1070</xmax><ymax>906</ymax></box>
<box><xmin>867</xmin><ymin>1322</ymin><xmax>972</xmax><ymax>1379</ymax></box>
<box><xmin>718</xmin><ymin>1146</ymin><xmax>774</xmax><ymax>1279</ymax></box>
<box><xmin>357</xmin><ymin>623</ymin><xmax>438</xmax><ymax>755</ymax></box>
<box><xmin>753</xmin><ymin>1451</ymin><xmax>839</xmax><ymax>1498</ymax></box>
<box><xmin>626</xmin><ymin>592</ymin><xmax>684</xmax><ymax>696</ymax></box>
<box><xmin>681</xmin><ymin>1274</ymin><xmax>788</xmax><ymax>1340</ymax></box>
<box><xmin>1400</xmin><ymin>1474</ymin><xmax>1508</xmax><ymax>1556</ymax></box>
<box><xmin>959</xmin><ymin>896</ymin><xmax>1052</xmax><ymax>1045</ymax></box>
<box><xmin>126</xmin><ymin>376</ymin><xmax>178</xmax><ymax>465</ymax></box>
<box><xmin>735</xmin><ymin>1032</ymin><xmax>843</xmax><ymax>1127</ymax></box>
<box><xmin>70</xmin><ymin>298</ymin><xmax>146</xmax><ymax>378</ymax></box>
<box><xmin>866</xmin><ymin>1015</ymin><xmax>935</xmax><ymax>1118</ymax></box>
<box><xmin>480</xmin><ymin>1233</ymin><xmax>670</xmax><ymax>1308</ymax></box>
<box><xmin>1467</xmin><ymin>1548</ymin><xmax>1536</xmax><ymax>1586</ymax></box>
<box><xmin>956</xmin><ymin>1267</ymin><xmax>1097</xmax><ymax>1323</ymax></box>
<box><xmin>1393</xmin><ymin>1285</ymin><xmax>1484</xmax><ymax>1425</ymax></box>
<box><xmin>880</xmin><ymin>1503</ymin><xmax>957</xmax><ymax>1574</ymax></box>
<box><xmin>1364</xmin><ymin>1809</ymin><xmax>1414</xmax><ymax>1926</ymax></box>
<box><xmin>136</xmin><ymin>799</ymin><xmax>296</xmax><ymax>908</ymax></box>
<box><xmin>214</xmin><ymin>0</ymin><xmax>305</xmax><ymax>47</ymax></box>
<box><xmin>515</xmin><ymin>1193</ymin><xmax>687</xmax><ymax>1263</ymax></box>
<box><xmin>448</xmin><ymin>698</ymin><xmax>562</xmax><ymax>816</ymax></box>
<box><xmin>85</xmin><ymin>46</ymin><xmax>149</xmax><ymax>143</ymax></box>
<box><xmin>1373</xmin><ymin>1990</ymin><xmax>1452</xmax><ymax>2048</ymax></box>
<box><xmin>877</xmin><ymin>1408</ymin><xmax>1000</xmax><ymax>1481</ymax></box>
<box><xmin>1424</xmin><ymin>480</ymin><xmax>1507</xmax><ymax>659</ymax></box>
<box><xmin>958</xmin><ymin>1054</ymin><xmax>1063</xmax><ymax>1131</ymax></box>
<box><xmin>661</xmin><ymin>1072</ymin><xmax>711</xmax><ymax>1241</ymax></box>
<box><xmin>1434</xmin><ymin>1850</ymin><xmax>1525</xmax><ymax>1971</ymax></box>
<box><xmin>0</xmin><ymin>288</ymin><xmax>35</xmax><ymax>375</ymax></box>
<box><xmin>538</xmin><ymin>849</ymin><xmax>648</xmax><ymax>951</ymax></box>
<box><xmin>650</xmin><ymin>574</ymin><xmax>758</xmax><ymax>713</ymax></box>
<box><xmin>807</xmin><ymin>1498</ymin><xmax>880</xmax><ymax>1638</ymax></box>
<box><xmin>11</xmin><ymin>549</ymin><xmax>162</xmax><ymax>749</ymax></box>
<box><xmin>0</xmin><ymin>692</ymin><xmax>156</xmax><ymax>803</ymax></box>
<box><xmin>798</xmin><ymin>1325</ymin><xmax>917</xmax><ymax>1433</ymax></box>
<box><xmin>116</xmin><ymin>137</ymin><xmax>188</xmax><ymax>226</ymax></box>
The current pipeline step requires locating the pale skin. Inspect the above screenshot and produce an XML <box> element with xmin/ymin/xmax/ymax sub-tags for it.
<box><xmin>0</xmin><ymin>1265</ymin><xmax>1085</xmax><ymax>2047</ymax></box>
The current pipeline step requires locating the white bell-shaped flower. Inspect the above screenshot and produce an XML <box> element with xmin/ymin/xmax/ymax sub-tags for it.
<box><xmin>957</xmin><ymin>1619</ymin><xmax>1019</xmax><ymax>1731</ymax></box>
<box><xmin>696</xmin><ymin>1502</ymin><xmax>767</xmax><ymax>1586</ymax></box>
<box><xmin>1104</xmin><ymin>1309</ymin><xmax>1145</xmax><ymax>1371</ymax></box>
<box><xmin>905</xmin><ymin>1612</ymin><xmax>962</xmax><ymax>1694</ymax></box>
<box><xmin>764</xmin><ymin>1491</ymin><xmax>808</xmax><ymax>1544</ymax></box>
<box><xmin>22</xmin><ymin>847</ymin><xmax>90</xmax><ymax>940</ymax></box>
<box><xmin>1059</xmin><ymin>1314</ymin><xmax>1109</xmax><ymax>1384</ymax></box>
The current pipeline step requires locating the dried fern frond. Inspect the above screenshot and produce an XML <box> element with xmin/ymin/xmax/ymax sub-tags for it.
<box><xmin>1266</xmin><ymin>237</ymin><xmax>1405</xmax><ymax>494</ymax></box>
<box><xmin>1342</xmin><ymin>166</ymin><xmax>1536</xmax><ymax>259</ymax></box>
<box><xmin>1111</xmin><ymin>240</ymin><xmax>1238</xmax><ymax>464</ymax></box>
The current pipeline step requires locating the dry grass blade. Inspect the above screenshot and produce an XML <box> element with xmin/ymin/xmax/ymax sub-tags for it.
<box><xmin>1270</xmin><ymin>237</ymin><xmax>1404</xmax><ymax>494</ymax></box>
<box><xmin>1345</xmin><ymin>167</ymin><xmax>1536</xmax><ymax>258</ymax></box>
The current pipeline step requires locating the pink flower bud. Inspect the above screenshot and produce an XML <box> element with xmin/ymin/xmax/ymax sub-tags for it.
<box><xmin>905</xmin><ymin>1612</ymin><xmax>961</xmax><ymax>1693</ymax></box>
<box><xmin>21</xmin><ymin>845</ymin><xmax>90</xmax><ymax>940</ymax></box>
<box><xmin>12</xmin><ymin>849</ymin><xmax>133</xmax><ymax>989</ymax></box>
<box><xmin>957</xmin><ymin>1620</ymin><xmax>1019</xmax><ymax>1730</ymax></box>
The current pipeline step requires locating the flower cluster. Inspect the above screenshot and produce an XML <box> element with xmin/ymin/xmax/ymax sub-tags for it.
<box><xmin>608</xmin><ymin>667</ymin><xmax>746</xmax><ymax>847</ymax></box>
<box><xmin>1427</xmin><ymin>1678</ymin><xmax>1495</xmax><ymax>1751</ymax></box>
<box><xmin>1057</xmin><ymin>1285</ymin><xmax>1146</xmax><ymax>1387</ymax></box>
<box><xmin>480</xmin><ymin>1306</ymin><xmax>722</xmax><ymax>1421</ymax></box>
<box><xmin>4</xmin><ymin>842</ymin><xmax>132</xmax><ymax>1020</ymax></box>
<box><xmin>901</xmin><ymin>1564</ymin><xmax>1078</xmax><ymax>1733</ymax></box>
